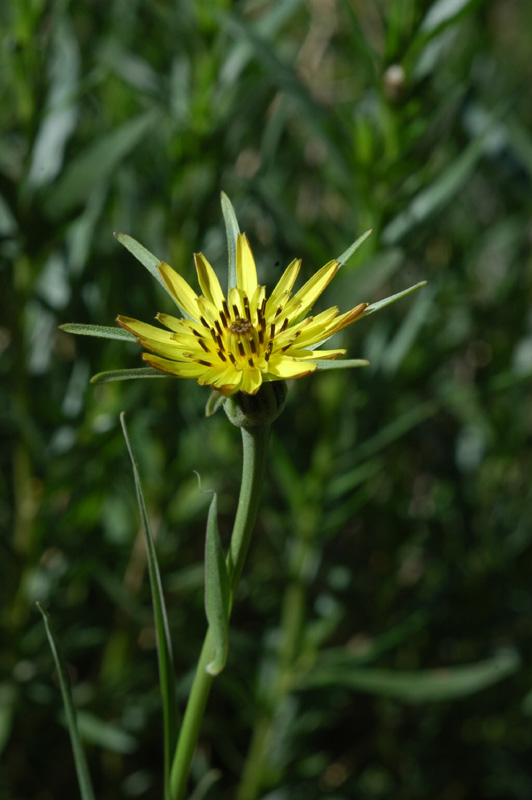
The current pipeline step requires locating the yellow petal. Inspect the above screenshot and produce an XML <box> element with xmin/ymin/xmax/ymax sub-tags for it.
<box><xmin>267</xmin><ymin>356</ymin><xmax>318</xmax><ymax>379</ymax></box>
<box><xmin>320</xmin><ymin>302</ymin><xmax>369</xmax><ymax>337</ymax></box>
<box><xmin>156</xmin><ymin>313</ymin><xmax>188</xmax><ymax>333</ymax></box>
<box><xmin>240</xmin><ymin>367</ymin><xmax>263</xmax><ymax>395</ymax></box>
<box><xmin>117</xmin><ymin>316</ymin><xmax>175</xmax><ymax>343</ymax></box>
<box><xmin>283</xmin><ymin>260</ymin><xmax>339</xmax><ymax>321</ymax></box>
<box><xmin>265</xmin><ymin>259</ymin><xmax>301</xmax><ymax>317</ymax></box>
<box><xmin>236</xmin><ymin>234</ymin><xmax>258</xmax><ymax>298</ymax></box>
<box><xmin>142</xmin><ymin>353</ymin><xmax>207</xmax><ymax>377</ymax></box>
<box><xmin>285</xmin><ymin>348</ymin><xmax>346</xmax><ymax>360</ymax></box>
<box><xmin>194</xmin><ymin>252</ymin><xmax>225</xmax><ymax>309</ymax></box>
<box><xmin>158</xmin><ymin>261</ymin><xmax>200</xmax><ymax>320</ymax></box>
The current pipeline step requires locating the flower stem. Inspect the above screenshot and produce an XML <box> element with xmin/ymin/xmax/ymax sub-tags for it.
<box><xmin>169</xmin><ymin>423</ymin><xmax>271</xmax><ymax>800</ymax></box>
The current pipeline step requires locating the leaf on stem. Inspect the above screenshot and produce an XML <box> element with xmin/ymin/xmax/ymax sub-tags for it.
<box><xmin>114</xmin><ymin>232</ymin><xmax>170</xmax><ymax>294</ymax></box>
<box><xmin>120</xmin><ymin>413</ymin><xmax>179</xmax><ymax>789</ymax></box>
<box><xmin>36</xmin><ymin>603</ymin><xmax>96</xmax><ymax>800</ymax></box>
<box><xmin>221</xmin><ymin>191</ymin><xmax>240</xmax><ymax>292</ymax></box>
<box><xmin>204</xmin><ymin>492</ymin><xmax>231</xmax><ymax>676</ymax></box>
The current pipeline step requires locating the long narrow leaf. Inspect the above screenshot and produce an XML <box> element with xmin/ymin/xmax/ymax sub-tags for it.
<box><xmin>37</xmin><ymin>603</ymin><xmax>96</xmax><ymax>800</ymax></box>
<box><xmin>90</xmin><ymin>367</ymin><xmax>169</xmax><ymax>384</ymax></box>
<box><xmin>300</xmin><ymin>649</ymin><xmax>520</xmax><ymax>703</ymax></box>
<box><xmin>204</xmin><ymin>493</ymin><xmax>231</xmax><ymax>676</ymax></box>
<box><xmin>221</xmin><ymin>192</ymin><xmax>240</xmax><ymax>291</ymax></box>
<box><xmin>120</xmin><ymin>413</ymin><xmax>178</xmax><ymax>794</ymax></box>
<box><xmin>60</xmin><ymin>323</ymin><xmax>136</xmax><ymax>342</ymax></box>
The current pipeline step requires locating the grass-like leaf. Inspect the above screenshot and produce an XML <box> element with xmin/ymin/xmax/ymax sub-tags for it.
<box><xmin>114</xmin><ymin>233</ymin><xmax>168</xmax><ymax>291</ymax></box>
<box><xmin>221</xmin><ymin>191</ymin><xmax>240</xmax><ymax>292</ymax></box>
<box><xmin>47</xmin><ymin>111</ymin><xmax>158</xmax><ymax>219</ymax></box>
<box><xmin>120</xmin><ymin>413</ymin><xmax>178</xmax><ymax>797</ymax></box>
<box><xmin>300</xmin><ymin>649</ymin><xmax>520</xmax><ymax>703</ymax></box>
<box><xmin>90</xmin><ymin>367</ymin><xmax>169</xmax><ymax>384</ymax></box>
<box><xmin>60</xmin><ymin>323</ymin><xmax>136</xmax><ymax>342</ymax></box>
<box><xmin>36</xmin><ymin>603</ymin><xmax>96</xmax><ymax>800</ymax></box>
<box><xmin>204</xmin><ymin>493</ymin><xmax>231</xmax><ymax>676</ymax></box>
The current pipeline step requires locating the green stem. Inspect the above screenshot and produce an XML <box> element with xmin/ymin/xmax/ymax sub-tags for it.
<box><xmin>169</xmin><ymin>424</ymin><xmax>271</xmax><ymax>800</ymax></box>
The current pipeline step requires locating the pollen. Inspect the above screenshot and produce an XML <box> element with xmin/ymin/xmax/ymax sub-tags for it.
<box><xmin>229</xmin><ymin>317</ymin><xmax>253</xmax><ymax>335</ymax></box>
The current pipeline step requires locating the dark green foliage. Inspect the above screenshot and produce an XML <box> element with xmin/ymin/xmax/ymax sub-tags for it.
<box><xmin>2</xmin><ymin>1</ymin><xmax>532</xmax><ymax>798</ymax></box>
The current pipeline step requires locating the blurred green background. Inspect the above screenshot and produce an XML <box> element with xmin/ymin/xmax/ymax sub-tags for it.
<box><xmin>2</xmin><ymin>0</ymin><xmax>532</xmax><ymax>798</ymax></box>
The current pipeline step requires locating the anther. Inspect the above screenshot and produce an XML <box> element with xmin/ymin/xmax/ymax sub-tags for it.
<box><xmin>219</xmin><ymin>310</ymin><xmax>228</xmax><ymax>328</ymax></box>
<box><xmin>248</xmin><ymin>357</ymin><xmax>254</xmax><ymax>368</ymax></box>
<box><xmin>258</xmin><ymin>329</ymin><xmax>264</xmax><ymax>345</ymax></box>
<box><xmin>228</xmin><ymin>353</ymin><xmax>237</xmax><ymax>365</ymax></box>
<box><xmin>249</xmin><ymin>339</ymin><xmax>257</xmax><ymax>355</ymax></box>
<box><xmin>199</xmin><ymin>316</ymin><xmax>209</xmax><ymax>328</ymax></box>
<box><xmin>243</xmin><ymin>296</ymin><xmax>251</xmax><ymax>321</ymax></box>
<box><xmin>270</xmin><ymin>323</ymin><xmax>276</xmax><ymax>339</ymax></box>
<box><xmin>238</xmin><ymin>341</ymin><xmax>245</xmax><ymax>357</ymax></box>
<box><xmin>214</xmin><ymin>320</ymin><xmax>223</xmax><ymax>336</ymax></box>
<box><xmin>280</xmin><ymin>318</ymin><xmax>289</xmax><ymax>332</ymax></box>
<box><xmin>217</xmin><ymin>350</ymin><xmax>227</xmax><ymax>362</ymax></box>
<box><xmin>222</xmin><ymin>300</ymin><xmax>231</xmax><ymax>320</ymax></box>
<box><xmin>198</xmin><ymin>339</ymin><xmax>210</xmax><ymax>353</ymax></box>
<box><xmin>198</xmin><ymin>359</ymin><xmax>212</xmax><ymax>367</ymax></box>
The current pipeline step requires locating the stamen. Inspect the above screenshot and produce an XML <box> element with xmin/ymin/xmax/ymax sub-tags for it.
<box><xmin>199</xmin><ymin>316</ymin><xmax>209</xmax><ymax>328</ymax></box>
<box><xmin>210</xmin><ymin>329</ymin><xmax>218</xmax><ymax>343</ymax></box>
<box><xmin>270</xmin><ymin>323</ymin><xmax>276</xmax><ymax>339</ymax></box>
<box><xmin>275</xmin><ymin>306</ymin><xmax>282</xmax><ymax>318</ymax></box>
<box><xmin>265</xmin><ymin>351</ymin><xmax>271</xmax><ymax>362</ymax></box>
<box><xmin>258</xmin><ymin>329</ymin><xmax>264</xmax><ymax>345</ymax></box>
<box><xmin>222</xmin><ymin>300</ymin><xmax>231</xmax><ymax>320</ymax></box>
<box><xmin>228</xmin><ymin>353</ymin><xmax>237</xmax><ymax>365</ymax></box>
<box><xmin>238</xmin><ymin>341</ymin><xmax>245</xmax><ymax>357</ymax></box>
<box><xmin>198</xmin><ymin>359</ymin><xmax>212</xmax><ymax>367</ymax></box>
<box><xmin>280</xmin><ymin>318</ymin><xmax>289</xmax><ymax>332</ymax></box>
<box><xmin>215</xmin><ymin>334</ymin><xmax>224</xmax><ymax>350</ymax></box>
<box><xmin>217</xmin><ymin>350</ymin><xmax>227</xmax><ymax>362</ymax></box>
<box><xmin>232</xmin><ymin>304</ymin><xmax>240</xmax><ymax>319</ymax></box>
<box><xmin>260</xmin><ymin>297</ymin><xmax>267</xmax><ymax>315</ymax></box>
<box><xmin>214</xmin><ymin>320</ymin><xmax>223</xmax><ymax>336</ymax></box>
<box><xmin>219</xmin><ymin>310</ymin><xmax>228</xmax><ymax>328</ymax></box>
<box><xmin>243</xmin><ymin>296</ymin><xmax>251</xmax><ymax>321</ymax></box>
<box><xmin>198</xmin><ymin>339</ymin><xmax>210</xmax><ymax>353</ymax></box>
<box><xmin>249</xmin><ymin>339</ymin><xmax>257</xmax><ymax>355</ymax></box>
<box><xmin>248</xmin><ymin>357</ymin><xmax>254</xmax><ymax>367</ymax></box>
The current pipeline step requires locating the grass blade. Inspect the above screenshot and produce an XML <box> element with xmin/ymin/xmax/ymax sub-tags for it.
<box><xmin>37</xmin><ymin>603</ymin><xmax>96</xmax><ymax>800</ymax></box>
<box><xmin>120</xmin><ymin>413</ymin><xmax>179</xmax><ymax>796</ymax></box>
<box><xmin>361</xmin><ymin>281</ymin><xmax>427</xmax><ymax>317</ymax></box>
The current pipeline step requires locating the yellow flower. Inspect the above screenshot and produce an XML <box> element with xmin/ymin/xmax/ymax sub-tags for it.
<box><xmin>117</xmin><ymin>234</ymin><xmax>368</xmax><ymax>396</ymax></box>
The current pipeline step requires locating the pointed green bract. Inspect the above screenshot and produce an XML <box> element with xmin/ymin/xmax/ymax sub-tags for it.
<box><xmin>114</xmin><ymin>232</ymin><xmax>171</xmax><ymax>292</ymax></box>
<box><xmin>205</xmin><ymin>390</ymin><xmax>227</xmax><ymax>418</ymax></box>
<box><xmin>336</xmin><ymin>228</ymin><xmax>373</xmax><ymax>267</ymax></box>
<box><xmin>37</xmin><ymin>603</ymin><xmax>96</xmax><ymax>800</ymax></box>
<box><xmin>313</xmin><ymin>358</ymin><xmax>370</xmax><ymax>370</ymax></box>
<box><xmin>60</xmin><ymin>323</ymin><xmax>136</xmax><ymax>342</ymax></box>
<box><xmin>120</xmin><ymin>413</ymin><xmax>178</xmax><ymax>798</ymax></box>
<box><xmin>361</xmin><ymin>281</ymin><xmax>427</xmax><ymax>317</ymax></box>
<box><xmin>90</xmin><ymin>367</ymin><xmax>169</xmax><ymax>384</ymax></box>
<box><xmin>204</xmin><ymin>493</ymin><xmax>231</xmax><ymax>676</ymax></box>
<box><xmin>221</xmin><ymin>192</ymin><xmax>240</xmax><ymax>292</ymax></box>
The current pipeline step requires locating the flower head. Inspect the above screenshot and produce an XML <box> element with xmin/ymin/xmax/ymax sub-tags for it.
<box><xmin>117</xmin><ymin>234</ymin><xmax>368</xmax><ymax>396</ymax></box>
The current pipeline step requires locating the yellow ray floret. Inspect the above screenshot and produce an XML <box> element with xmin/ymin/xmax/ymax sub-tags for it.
<box><xmin>117</xmin><ymin>234</ymin><xmax>368</xmax><ymax>396</ymax></box>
